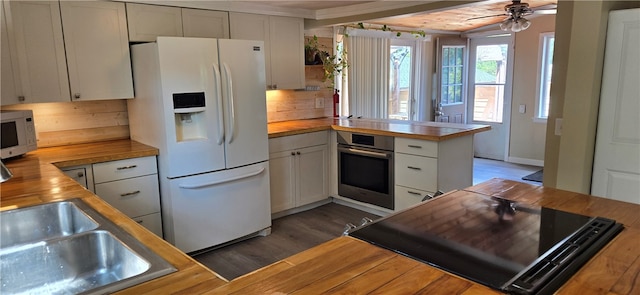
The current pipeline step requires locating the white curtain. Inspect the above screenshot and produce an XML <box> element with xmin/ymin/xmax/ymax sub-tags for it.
<box><xmin>345</xmin><ymin>35</ymin><xmax>390</xmax><ymax>119</ymax></box>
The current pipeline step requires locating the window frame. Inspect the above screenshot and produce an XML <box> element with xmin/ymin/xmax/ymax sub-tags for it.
<box><xmin>534</xmin><ymin>32</ymin><xmax>555</xmax><ymax>122</ymax></box>
<box><xmin>440</xmin><ymin>45</ymin><xmax>465</xmax><ymax>106</ymax></box>
<box><xmin>388</xmin><ymin>39</ymin><xmax>415</xmax><ymax>120</ymax></box>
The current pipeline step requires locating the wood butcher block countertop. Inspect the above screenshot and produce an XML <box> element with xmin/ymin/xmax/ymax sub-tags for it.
<box><xmin>2</xmin><ymin>140</ymin><xmax>639</xmax><ymax>294</ymax></box>
<box><xmin>267</xmin><ymin>117</ymin><xmax>491</xmax><ymax>141</ymax></box>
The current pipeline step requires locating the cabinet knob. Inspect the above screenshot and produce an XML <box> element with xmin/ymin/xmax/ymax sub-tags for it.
<box><xmin>291</xmin><ymin>152</ymin><xmax>295</xmax><ymax>156</ymax></box>
<box><xmin>74</xmin><ymin>93</ymin><xmax>81</xmax><ymax>99</ymax></box>
<box><xmin>296</xmin><ymin>151</ymin><xmax>301</xmax><ymax>155</ymax></box>
<box><xmin>18</xmin><ymin>96</ymin><xmax>25</xmax><ymax>102</ymax></box>
<box><xmin>76</xmin><ymin>172</ymin><xmax>84</xmax><ymax>177</ymax></box>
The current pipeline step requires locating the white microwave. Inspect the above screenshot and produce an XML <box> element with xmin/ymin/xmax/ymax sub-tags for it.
<box><xmin>1</xmin><ymin>110</ymin><xmax>37</xmax><ymax>159</ymax></box>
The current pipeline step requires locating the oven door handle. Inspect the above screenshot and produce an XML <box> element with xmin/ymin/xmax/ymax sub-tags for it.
<box><xmin>340</xmin><ymin>147</ymin><xmax>391</xmax><ymax>159</ymax></box>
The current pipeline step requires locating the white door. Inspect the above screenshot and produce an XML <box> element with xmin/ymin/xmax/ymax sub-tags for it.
<box><xmin>435</xmin><ymin>37</ymin><xmax>467</xmax><ymax>123</ymax></box>
<box><xmin>218</xmin><ymin>39</ymin><xmax>269</xmax><ymax>169</ymax></box>
<box><xmin>156</xmin><ymin>37</ymin><xmax>226</xmax><ymax>178</ymax></box>
<box><xmin>591</xmin><ymin>9</ymin><xmax>640</xmax><ymax>204</ymax></box>
<box><xmin>467</xmin><ymin>36</ymin><xmax>514</xmax><ymax>161</ymax></box>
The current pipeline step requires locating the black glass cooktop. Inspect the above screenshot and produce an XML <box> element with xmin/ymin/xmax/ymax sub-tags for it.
<box><xmin>349</xmin><ymin>192</ymin><xmax>623</xmax><ymax>294</ymax></box>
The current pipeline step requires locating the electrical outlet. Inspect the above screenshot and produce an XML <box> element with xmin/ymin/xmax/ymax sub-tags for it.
<box><xmin>315</xmin><ymin>97</ymin><xmax>324</xmax><ymax>109</ymax></box>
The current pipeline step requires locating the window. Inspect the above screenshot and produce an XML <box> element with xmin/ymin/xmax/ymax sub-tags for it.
<box><xmin>472</xmin><ymin>44</ymin><xmax>508</xmax><ymax>123</ymax></box>
<box><xmin>536</xmin><ymin>33</ymin><xmax>554</xmax><ymax>120</ymax></box>
<box><xmin>441</xmin><ymin>46</ymin><xmax>464</xmax><ymax>105</ymax></box>
<box><xmin>388</xmin><ymin>41</ymin><xmax>413</xmax><ymax>120</ymax></box>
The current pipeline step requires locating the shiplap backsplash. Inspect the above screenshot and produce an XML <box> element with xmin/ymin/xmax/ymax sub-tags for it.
<box><xmin>1</xmin><ymin>100</ymin><xmax>129</xmax><ymax>147</ymax></box>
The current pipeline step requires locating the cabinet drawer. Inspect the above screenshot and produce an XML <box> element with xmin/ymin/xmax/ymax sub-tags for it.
<box><xmin>395</xmin><ymin>154</ymin><xmax>437</xmax><ymax>192</ymax></box>
<box><xmin>395</xmin><ymin>137</ymin><xmax>438</xmax><ymax>157</ymax></box>
<box><xmin>395</xmin><ymin>185</ymin><xmax>432</xmax><ymax>212</ymax></box>
<box><xmin>269</xmin><ymin>131</ymin><xmax>328</xmax><ymax>154</ymax></box>
<box><xmin>94</xmin><ymin>174</ymin><xmax>160</xmax><ymax>217</ymax></box>
<box><xmin>93</xmin><ymin>156</ymin><xmax>157</xmax><ymax>183</ymax></box>
<box><xmin>131</xmin><ymin>213</ymin><xmax>163</xmax><ymax>238</ymax></box>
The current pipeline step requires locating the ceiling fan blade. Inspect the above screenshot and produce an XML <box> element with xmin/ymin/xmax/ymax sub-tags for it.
<box><xmin>532</xmin><ymin>9</ymin><xmax>557</xmax><ymax>15</ymax></box>
<box><xmin>467</xmin><ymin>13</ymin><xmax>507</xmax><ymax>21</ymax></box>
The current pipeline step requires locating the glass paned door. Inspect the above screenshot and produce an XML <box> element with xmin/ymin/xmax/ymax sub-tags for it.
<box><xmin>468</xmin><ymin>36</ymin><xmax>514</xmax><ymax>161</ymax></box>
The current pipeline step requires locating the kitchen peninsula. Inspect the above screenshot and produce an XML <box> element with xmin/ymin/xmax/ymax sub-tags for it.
<box><xmin>1</xmin><ymin>122</ymin><xmax>638</xmax><ymax>294</ymax></box>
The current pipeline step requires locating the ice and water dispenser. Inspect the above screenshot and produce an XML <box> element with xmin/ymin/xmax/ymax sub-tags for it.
<box><xmin>173</xmin><ymin>92</ymin><xmax>208</xmax><ymax>141</ymax></box>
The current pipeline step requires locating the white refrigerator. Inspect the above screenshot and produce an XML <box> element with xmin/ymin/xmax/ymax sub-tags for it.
<box><xmin>127</xmin><ymin>37</ymin><xmax>271</xmax><ymax>253</ymax></box>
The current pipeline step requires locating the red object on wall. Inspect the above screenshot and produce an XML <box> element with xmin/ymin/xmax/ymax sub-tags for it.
<box><xmin>333</xmin><ymin>89</ymin><xmax>340</xmax><ymax>118</ymax></box>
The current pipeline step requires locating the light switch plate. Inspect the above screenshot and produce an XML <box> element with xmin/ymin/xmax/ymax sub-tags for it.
<box><xmin>519</xmin><ymin>104</ymin><xmax>526</xmax><ymax>114</ymax></box>
<box><xmin>555</xmin><ymin>118</ymin><xmax>563</xmax><ymax>135</ymax></box>
<box><xmin>315</xmin><ymin>97</ymin><xmax>324</xmax><ymax>108</ymax></box>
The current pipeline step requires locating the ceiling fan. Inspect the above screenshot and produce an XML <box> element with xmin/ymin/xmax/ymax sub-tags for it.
<box><xmin>468</xmin><ymin>0</ymin><xmax>557</xmax><ymax>32</ymax></box>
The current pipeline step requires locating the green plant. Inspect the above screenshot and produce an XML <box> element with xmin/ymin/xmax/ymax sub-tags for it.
<box><xmin>320</xmin><ymin>46</ymin><xmax>348</xmax><ymax>87</ymax></box>
<box><xmin>304</xmin><ymin>35</ymin><xmax>321</xmax><ymax>65</ymax></box>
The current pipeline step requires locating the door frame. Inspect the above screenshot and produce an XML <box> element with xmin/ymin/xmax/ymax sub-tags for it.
<box><xmin>467</xmin><ymin>34</ymin><xmax>514</xmax><ymax>161</ymax></box>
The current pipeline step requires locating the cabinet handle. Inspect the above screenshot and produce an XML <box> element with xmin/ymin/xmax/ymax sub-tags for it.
<box><xmin>18</xmin><ymin>96</ymin><xmax>25</xmax><ymax>102</ymax></box>
<box><xmin>116</xmin><ymin>165</ymin><xmax>137</xmax><ymax>170</ymax></box>
<box><xmin>407</xmin><ymin>191</ymin><xmax>422</xmax><ymax>195</ymax></box>
<box><xmin>120</xmin><ymin>190</ymin><xmax>141</xmax><ymax>197</ymax></box>
<box><xmin>407</xmin><ymin>145</ymin><xmax>422</xmax><ymax>149</ymax></box>
<box><xmin>407</xmin><ymin>166</ymin><xmax>422</xmax><ymax>170</ymax></box>
<box><xmin>74</xmin><ymin>93</ymin><xmax>81</xmax><ymax>99</ymax></box>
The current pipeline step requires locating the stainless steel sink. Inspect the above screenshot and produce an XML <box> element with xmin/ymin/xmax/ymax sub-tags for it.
<box><xmin>0</xmin><ymin>199</ymin><xmax>176</xmax><ymax>294</ymax></box>
<box><xmin>0</xmin><ymin>200</ymin><xmax>98</xmax><ymax>248</ymax></box>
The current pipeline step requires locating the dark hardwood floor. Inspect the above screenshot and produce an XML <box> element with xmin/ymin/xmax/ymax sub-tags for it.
<box><xmin>193</xmin><ymin>202</ymin><xmax>379</xmax><ymax>280</ymax></box>
<box><xmin>193</xmin><ymin>157</ymin><xmax>542</xmax><ymax>280</ymax></box>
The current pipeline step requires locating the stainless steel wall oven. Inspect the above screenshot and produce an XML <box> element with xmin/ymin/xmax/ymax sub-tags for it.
<box><xmin>337</xmin><ymin>131</ymin><xmax>394</xmax><ymax>210</ymax></box>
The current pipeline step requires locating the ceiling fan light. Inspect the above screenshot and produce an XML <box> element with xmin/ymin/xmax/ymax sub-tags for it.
<box><xmin>518</xmin><ymin>17</ymin><xmax>532</xmax><ymax>30</ymax></box>
<box><xmin>500</xmin><ymin>19</ymin><xmax>512</xmax><ymax>31</ymax></box>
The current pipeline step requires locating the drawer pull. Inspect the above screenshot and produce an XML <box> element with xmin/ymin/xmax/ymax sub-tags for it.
<box><xmin>407</xmin><ymin>145</ymin><xmax>422</xmax><ymax>149</ymax></box>
<box><xmin>120</xmin><ymin>190</ymin><xmax>141</xmax><ymax>197</ymax></box>
<box><xmin>116</xmin><ymin>165</ymin><xmax>138</xmax><ymax>170</ymax></box>
<box><xmin>407</xmin><ymin>191</ymin><xmax>422</xmax><ymax>195</ymax></box>
<box><xmin>407</xmin><ymin>166</ymin><xmax>422</xmax><ymax>170</ymax></box>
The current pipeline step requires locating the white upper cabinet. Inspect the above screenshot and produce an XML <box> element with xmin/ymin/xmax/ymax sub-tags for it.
<box><xmin>1</xmin><ymin>1</ymin><xmax>70</xmax><ymax>105</ymax></box>
<box><xmin>182</xmin><ymin>8</ymin><xmax>229</xmax><ymax>39</ymax></box>
<box><xmin>230</xmin><ymin>13</ymin><xmax>305</xmax><ymax>90</ymax></box>
<box><xmin>126</xmin><ymin>3</ymin><xmax>229</xmax><ymax>42</ymax></box>
<box><xmin>126</xmin><ymin>3</ymin><xmax>183</xmax><ymax>42</ymax></box>
<box><xmin>60</xmin><ymin>1</ymin><xmax>133</xmax><ymax>100</ymax></box>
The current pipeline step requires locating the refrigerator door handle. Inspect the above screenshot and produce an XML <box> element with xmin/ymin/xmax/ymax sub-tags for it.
<box><xmin>222</xmin><ymin>63</ymin><xmax>235</xmax><ymax>144</ymax></box>
<box><xmin>212</xmin><ymin>63</ymin><xmax>225</xmax><ymax>145</ymax></box>
<box><xmin>178</xmin><ymin>167</ymin><xmax>265</xmax><ymax>189</ymax></box>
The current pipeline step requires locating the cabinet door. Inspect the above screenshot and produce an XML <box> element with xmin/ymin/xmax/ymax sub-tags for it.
<box><xmin>126</xmin><ymin>3</ymin><xmax>183</xmax><ymax>42</ymax></box>
<box><xmin>269</xmin><ymin>151</ymin><xmax>296</xmax><ymax>213</ymax></box>
<box><xmin>268</xmin><ymin>16</ymin><xmax>305</xmax><ymax>90</ymax></box>
<box><xmin>2</xmin><ymin>1</ymin><xmax>69</xmax><ymax>104</ymax></box>
<box><xmin>297</xmin><ymin>145</ymin><xmax>329</xmax><ymax>206</ymax></box>
<box><xmin>229</xmin><ymin>12</ymin><xmax>271</xmax><ymax>87</ymax></box>
<box><xmin>182</xmin><ymin>9</ymin><xmax>229</xmax><ymax>39</ymax></box>
<box><xmin>60</xmin><ymin>1</ymin><xmax>133</xmax><ymax>100</ymax></box>
<box><xmin>131</xmin><ymin>213</ymin><xmax>163</xmax><ymax>238</ymax></box>
<box><xmin>1</xmin><ymin>3</ymin><xmax>20</xmax><ymax>105</ymax></box>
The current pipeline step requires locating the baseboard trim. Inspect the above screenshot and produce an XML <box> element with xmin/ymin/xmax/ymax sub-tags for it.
<box><xmin>507</xmin><ymin>156</ymin><xmax>544</xmax><ymax>167</ymax></box>
<box><xmin>271</xmin><ymin>198</ymin><xmax>332</xmax><ymax>219</ymax></box>
<box><xmin>331</xmin><ymin>196</ymin><xmax>393</xmax><ymax>217</ymax></box>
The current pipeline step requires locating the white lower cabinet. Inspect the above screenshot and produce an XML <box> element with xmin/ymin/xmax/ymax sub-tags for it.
<box><xmin>60</xmin><ymin>164</ymin><xmax>95</xmax><ymax>193</ymax></box>
<box><xmin>92</xmin><ymin>156</ymin><xmax>163</xmax><ymax>237</ymax></box>
<box><xmin>394</xmin><ymin>136</ymin><xmax>474</xmax><ymax>211</ymax></box>
<box><xmin>269</xmin><ymin>131</ymin><xmax>329</xmax><ymax>214</ymax></box>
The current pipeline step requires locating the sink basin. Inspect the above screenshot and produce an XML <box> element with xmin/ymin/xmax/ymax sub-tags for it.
<box><xmin>0</xmin><ymin>201</ymin><xmax>98</xmax><ymax>248</ymax></box>
<box><xmin>0</xmin><ymin>199</ymin><xmax>176</xmax><ymax>294</ymax></box>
